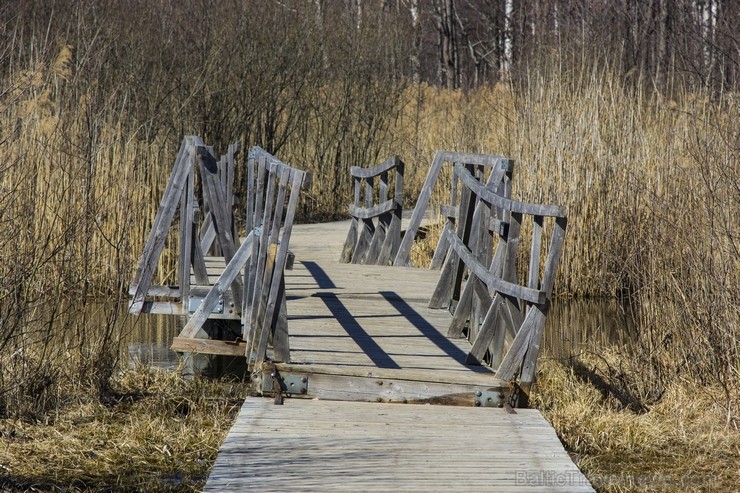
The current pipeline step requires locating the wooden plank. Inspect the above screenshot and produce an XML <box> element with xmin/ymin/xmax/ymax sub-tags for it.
<box><xmin>466</xmin><ymin>294</ymin><xmax>504</xmax><ymax>365</ymax></box>
<box><xmin>205</xmin><ymin>398</ymin><xmax>595</xmax><ymax>492</ymax></box>
<box><xmin>365</xmin><ymin>171</ymin><xmax>390</xmax><ymax>264</ymax></box>
<box><xmin>541</xmin><ymin>216</ymin><xmax>568</xmax><ymax>298</ymax></box>
<box><xmin>245</xmin><ymin>162</ymin><xmax>278</xmax><ymax>355</ymax></box>
<box><xmin>198</xmin><ymin>215</ymin><xmax>217</xmax><ymax>254</ymax></box>
<box><xmin>348</xmin><ymin>198</ymin><xmax>396</xmax><ymax>219</ymax></box>
<box><xmin>178</xmin><ymin>233</ymin><xmax>254</xmax><ymax>340</ymax></box>
<box><xmin>394</xmin><ymin>152</ymin><xmax>444</xmax><ymax>266</ymax></box>
<box><xmin>226</xmin><ymin>143</ymin><xmax>238</xmax><ymax>223</ymax></box>
<box><xmin>127</xmin><ymin>284</ymin><xmax>179</xmax><ymax>298</ymax></box>
<box><xmin>178</xmin><ymin>165</ymin><xmax>193</xmax><ymax>304</ymax></box>
<box><xmin>130</xmin><ymin>138</ymin><xmax>191</xmax><ymax>313</ymax></box>
<box><xmin>443</xmin><ymin>231</ymin><xmax>546</xmax><ymax>305</ymax></box>
<box><xmin>519</xmin><ymin>304</ymin><xmax>548</xmax><ymax>387</ymax></box>
<box><xmin>273</xmin><ymin>362</ymin><xmax>498</xmax><ymax>386</ymax></box>
<box><xmin>270</xmin><ymin>276</ymin><xmax>290</xmax><ymax>362</ymax></box>
<box><xmin>253</xmin><ymin>166</ymin><xmax>292</xmax><ymax>366</ymax></box>
<box><xmin>191</xmin><ymin>205</ymin><xmax>210</xmax><ymax>285</ymax></box>
<box><xmin>364</xmin><ymin>212</ymin><xmax>386</xmax><ymax>264</ymax></box>
<box><xmin>197</xmin><ymin>146</ymin><xmax>239</xmax><ymax>255</ymax></box>
<box><xmin>447</xmin><ymin>273</ymin><xmax>474</xmax><ymax>337</ymax></box>
<box><xmin>254</xmin><ymin>169</ymin><xmax>305</xmax><ymax>368</ymax></box>
<box><xmin>527</xmin><ymin>215</ymin><xmax>544</xmax><ymax>290</ymax></box>
<box><xmin>339</xmin><ymin>217</ymin><xmax>359</xmax><ymax>263</ymax></box>
<box><xmin>349</xmin><ymin>155</ymin><xmax>399</xmax><ymax>178</ymax></box>
<box><xmin>171</xmin><ymin>336</ymin><xmax>246</xmax><ymax>357</ymax></box>
<box><xmin>454</xmin><ymin>164</ymin><xmax>565</xmax><ymax>217</ymax></box>
<box><xmin>448</xmin><ymin>164</ymin><xmax>477</xmax><ymax>304</ymax></box>
<box><xmin>262</xmin><ymin>369</ymin><xmax>508</xmax><ymax>405</ymax></box>
<box><xmin>430</xmin><ymin>220</ymin><xmax>453</xmax><ymax>270</ymax></box>
<box><xmin>243</xmin><ymin>156</ymin><xmax>267</xmax><ymax>332</ymax></box>
<box><xmin>495</xmin><ymin>308</ymin><xmax>538</xmax><ymax>381</ymax></box>
<box><xmin>377</xmin><ymin>161</ymin><xmax>403</xmax><ymax>265</ymax></box>
<box><xmin>351</xmin><ymin>177</ymin><xmax>375</xmax><ymax>264</ymax></box>
<box><xmin>135</xmin><ymin>301</ymin><xmax>240</xmax><ymax>319</ymax></box>
<box><xmin>339</xmin><ymin>176</ymin><xmax>361</xmax><ymax>263</ymax></box>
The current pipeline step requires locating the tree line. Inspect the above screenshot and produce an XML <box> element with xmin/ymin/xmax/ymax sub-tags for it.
<box><xmin>320</xmin><ymin>0</ymin><xmax>737</xmax><ymax>92</ymax></box>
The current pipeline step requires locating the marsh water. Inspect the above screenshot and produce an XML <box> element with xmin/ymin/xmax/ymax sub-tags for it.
<box><xmin>120</xmin><ymin>297</ymin><xmax>635</xmax><ymax>376</ymax></box>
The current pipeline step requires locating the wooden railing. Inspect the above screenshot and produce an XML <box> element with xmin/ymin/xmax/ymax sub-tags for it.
<box><xmin>429</xmin><ymin>162</ymin><xmax>567</xmax><ymax>400</ymax></box>
<box><xmin>394</xmin><ymin>151</ymin><xmax>512</xmax><ymax>267</ymax></box>
<box><xmin>129</xmin><ymin>137</ymin><xmax>308</xmax><ymax>368</ymax></box>
<box><xmin>242</xmin><ymin>147</ymin><xmax>307</xmax><ymax>371</ymax></box>
<box><xmin>129</xmin><ymin>136</ymin><xmax>242</xmax><ymax>315</ymax></box>
<box><xmin>340</xmin><ymin>156</ymin><xmax>404</xmax><ymax>265</ymax></box>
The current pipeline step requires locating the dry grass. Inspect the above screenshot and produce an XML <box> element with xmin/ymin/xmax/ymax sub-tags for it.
<box><xmin>534</xmin><ymin>354</ymin><xmax>740</xmax><ymax>492</ymax></box>
<box><xmin>0</xmin><ymin>367</ymin><xmax>246</xmax><ymax>492</ymax></box>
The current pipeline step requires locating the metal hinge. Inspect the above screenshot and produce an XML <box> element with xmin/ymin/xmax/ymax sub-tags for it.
<box><xmin>188</xmin><ymin>296</ymin><xmax>224</xmax><ymax>314</ymax></box>
<box><xmin>261</xmin><ymin>369</ymin><xmax>308</xmax><ymax>397</ymax></box>
<box><xmin>474</xmin><ymin>389</ymin><xmax>506</xmax><ymax>408</ymax></box>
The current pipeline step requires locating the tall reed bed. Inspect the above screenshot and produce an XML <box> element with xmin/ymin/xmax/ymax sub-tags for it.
<box><xmin>401</xmin><ymin>75</ymin><xmax>737</xmax><ymax>407</ymax></box>
<box><xmin>3</xmin><ymin>43</ymin><xmax>737</xmax><ymax>402</ymax></box>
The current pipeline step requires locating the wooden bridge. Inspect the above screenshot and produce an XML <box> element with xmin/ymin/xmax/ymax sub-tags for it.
<box><xmin>129</xmin><ymin>137</ymin><xmax>594</xmax><ymax>491</ymax></box>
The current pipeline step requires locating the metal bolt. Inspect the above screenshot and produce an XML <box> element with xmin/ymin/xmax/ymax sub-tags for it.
<box><xmin>487</xmin><ymin>397</ymin><xmax>492</xmax><ymax>403</ymax></box>
<box><xmin>474</xmin><ymin>400</ymin><xmax>481</xmax><ymax>407</ymax></box>
<box><xmin>475</xmin><ymin>391</ymin><xmax>482</xmax><ymax>397</ymax></box>
<box><xmin>301</xmin><ymin>377</ymin><xmax>307</xmax><ymax>383</ymax></box>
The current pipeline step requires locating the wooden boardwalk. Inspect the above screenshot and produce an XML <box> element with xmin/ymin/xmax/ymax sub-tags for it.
<box><xmin>205</xmin><ymin>398</ymin><xmax>594</xmax><ymax>492</ymax></box>
<box><xmin>128</xmin><ymin>141</ymin><xmax>591</xmax><ymax>491</ymax></box>
<box><xmin>203</xmin><ymin>220</ymin><xmax>594</xmax><ymax>492</ymax></box>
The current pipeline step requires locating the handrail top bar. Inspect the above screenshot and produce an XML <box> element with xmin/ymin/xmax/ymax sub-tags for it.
<box><xmin>186</xmin><ymin>135</ymin><xmax>204</xmax><ymax>147</ymax></box>
<box><xmin>350</xmin><ymin>156</ymin><xmax>403</xmax><ymax>179</ymax></box>
<box><xmin>454</xmin><ymin>164</ymin><xmax>566</xmax><ymax>218</ymax></box>
<box><xmin>187</xmin><ymin>135</ymin><xmax>241</xmax><ymax>155</ymax></box>
<box><xmin>348</xmin><ymin>199</ymin><xmax>396</xmax><ymax>220</ymax></box>
<box><xmin>437</xmin><ymin>151</ymin><xmax>512</xmax><ymax>168</ymax></box>
<box><xmin>445</xmin><ymin>230</ymin><xmax>548</xmax><ymax>304</ymax></box>
<box><xmin>249</xmin><ymin>146</ymin><xmax>312</xmax><ymax>189</ymax></box>
<box><xmin>249</xmin><ymin>145</ymin><xmax>291</xmax><ymax>167</ymax></box>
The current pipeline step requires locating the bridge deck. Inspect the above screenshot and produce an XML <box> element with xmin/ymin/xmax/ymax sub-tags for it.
<box><xmin>203</xmin><ymin>220</ymin><xmax>594</xmax><ymax>491</ymax></box>
<box><xmin>205</xmin><ymin>398</ymin><xmax>594</xmax><ymax>492</ymax></box>
<box><xmin>280</xmin><ymin>220</ymin><xmax>503</xmax><ymax>398</ymax></box>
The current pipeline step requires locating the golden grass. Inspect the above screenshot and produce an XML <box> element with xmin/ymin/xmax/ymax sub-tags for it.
<box><xmin>0</xmin><ymin>367</ymin><xmax>246</xmax><ymax>492</ymax></box>
<box><xmin>534</xmin><ymin>354</ymin><xmax>740</xmax><ymax>492</ymax></box>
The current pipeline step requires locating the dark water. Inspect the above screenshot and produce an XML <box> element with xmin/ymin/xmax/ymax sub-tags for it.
<box><xmin>544</xmin><ymin>298</ymin><xmax>636</xmax><ymax>359</ymax></box>
<box><xmin>119</xmin><ymin>298</ymin><xmax>635</xmax><ymax>375</ymax></box>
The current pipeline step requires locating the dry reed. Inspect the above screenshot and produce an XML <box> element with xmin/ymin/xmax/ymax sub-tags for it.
<box><xmin>534</xmin><ymin>355</ymin><xmax>740</xmax><ymax>492</ymax></box>
<box><xmin>0</xmin><ymin>366</ymin><xmax>246</xmax><ymax>492</ymax></box>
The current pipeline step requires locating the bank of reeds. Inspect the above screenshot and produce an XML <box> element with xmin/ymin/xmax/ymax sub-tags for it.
<box><xmin>534</xmin><ymin>355</ymin><xmax>740</xmax><ymax>492</ymax></box>
<box><xmin>391</xmin><ymin>74</ymin><xmax>738</xmax><ymax>407</ymax></box>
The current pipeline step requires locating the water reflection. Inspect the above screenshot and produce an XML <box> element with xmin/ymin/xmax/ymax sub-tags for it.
<box><xmin>124</xmin><ymin>314</ymin><xmax>181</xmax><ymax>370</ymax></box>
<box><xmin>120</xmin><ymin>298</ymin><xmax>635</xmax><ymax>375</ymax></box>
